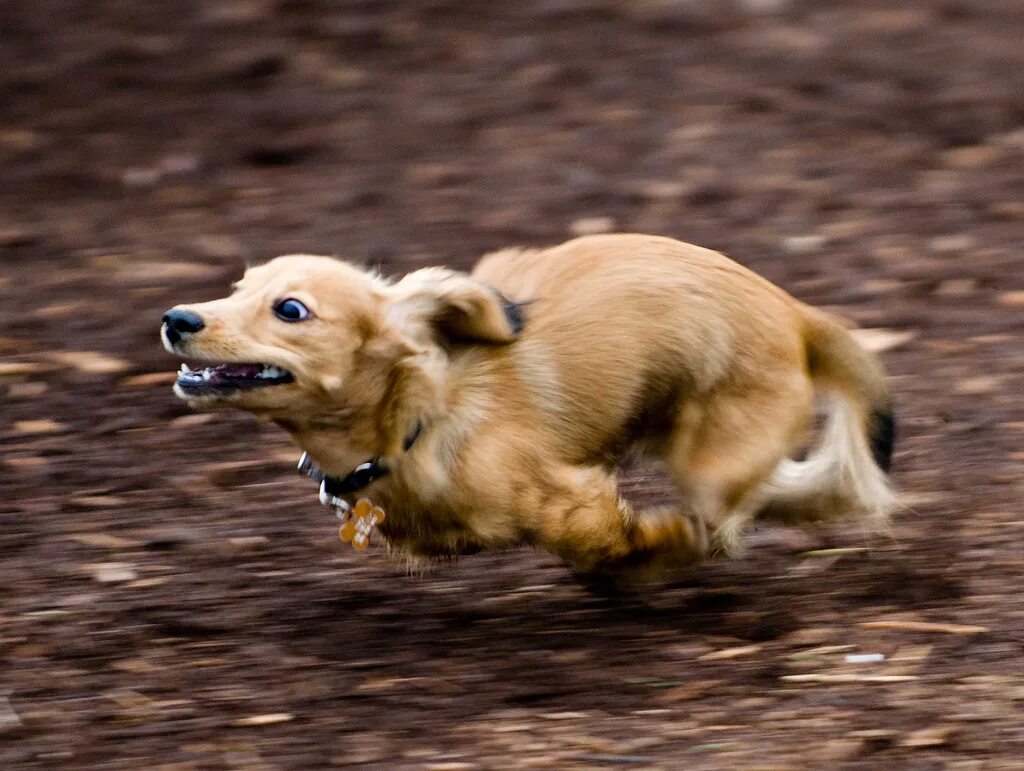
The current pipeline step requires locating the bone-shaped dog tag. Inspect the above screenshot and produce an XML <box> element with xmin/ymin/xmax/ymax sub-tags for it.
<box><xmin>339</xmin><ymin>497</ymin><xmax>385</xmax><ymax>551</ymax></box>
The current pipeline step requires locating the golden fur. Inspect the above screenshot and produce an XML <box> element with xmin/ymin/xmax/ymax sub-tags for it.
<box><xmin>163</xmin><ymin>234</ymin><xmax>895</xmax><ymax>585</ymax></box>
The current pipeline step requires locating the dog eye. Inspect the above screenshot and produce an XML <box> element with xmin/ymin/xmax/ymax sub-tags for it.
<box><xmin>273</xmin><ymin>298</ymin><xmax>311</xmax><ymax>322</ymax></box>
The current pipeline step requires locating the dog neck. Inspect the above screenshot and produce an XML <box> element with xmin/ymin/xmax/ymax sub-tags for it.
<box><xmin>295</xmin><ymin>419</ymin><xmax>424</xmax><ymax>497</ymax></box>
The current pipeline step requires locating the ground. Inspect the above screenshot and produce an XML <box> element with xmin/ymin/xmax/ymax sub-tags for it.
<box><xmin>2</xmin><ymin>0</ymin><xmax>1024</xmax><ymax>768</ymax></box>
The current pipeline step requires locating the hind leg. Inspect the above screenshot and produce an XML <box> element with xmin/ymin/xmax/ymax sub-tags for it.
<box><xmin>665</xmin><ymin>376</ymin><xmax>813</xmax><ymax>555</ymax></box>
<box><xmin>527</xmin><ymin>464</ymin><xmax>708</xmax><ymax>588</ymax></box>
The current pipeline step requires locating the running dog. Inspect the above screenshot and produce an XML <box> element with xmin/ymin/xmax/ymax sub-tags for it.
<box><xmin>161</xmin><ymin>234</ymin><xmax>895</xmax><ymax>585</ymax></box>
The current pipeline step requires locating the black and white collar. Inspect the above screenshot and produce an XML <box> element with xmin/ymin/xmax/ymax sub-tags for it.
<box><xmin>300</xmin><ymin>421</ymin><xmax>423</xmax><ymax>501</ymax></box>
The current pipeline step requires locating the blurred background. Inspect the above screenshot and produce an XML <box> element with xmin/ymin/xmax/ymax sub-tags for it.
<box><xmin>2</xmin><ymin>0</ymin><xmax>1023</xmax><ymax>768</ymax></box>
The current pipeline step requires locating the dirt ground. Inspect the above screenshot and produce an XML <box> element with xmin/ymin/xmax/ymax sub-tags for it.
<box><xmin>2</xmin><ymin>0</ymin><xmax>1023</xmax><ymax>768</ymax></box>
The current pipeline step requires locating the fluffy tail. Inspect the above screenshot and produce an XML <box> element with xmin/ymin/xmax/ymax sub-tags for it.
<box><xmin>758</xmin><ymin>306</ymin><xmax>896</xmax><ymax>526</ymax></box>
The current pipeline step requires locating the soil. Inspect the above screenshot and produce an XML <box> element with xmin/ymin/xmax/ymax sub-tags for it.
<box><xmin>2</xmin><ymin>1</ymin><xmax>1023</xmax><ymax>768</ymax></box>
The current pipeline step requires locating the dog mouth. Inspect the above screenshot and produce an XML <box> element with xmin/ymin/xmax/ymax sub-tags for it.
<box><xmin>175</xmin><ymin>362</ymin><xmax>294</xmax><ymax>396</ymax></box>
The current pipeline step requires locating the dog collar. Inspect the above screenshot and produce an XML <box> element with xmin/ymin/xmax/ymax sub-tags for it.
<box><xmin>301</xmin><ymin>420</ymin><xmax>423</xmax><ymax>500</ymax></box>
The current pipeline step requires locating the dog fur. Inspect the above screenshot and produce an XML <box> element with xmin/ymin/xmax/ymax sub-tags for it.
<box><xmin>163</xmin><ymin>234</ymin><xmax>895</xmax><ymax>585</ymax></box>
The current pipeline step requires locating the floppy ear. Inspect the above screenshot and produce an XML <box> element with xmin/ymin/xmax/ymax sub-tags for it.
<box><xmin>387</xmin><ymin>267</ymin><xmax>524</xmax><ymax>344</ymax></box>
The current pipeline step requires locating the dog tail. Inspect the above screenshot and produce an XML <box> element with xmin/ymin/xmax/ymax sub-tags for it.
<box><xmin>757</xmin><ymin>305</ymin><xmax>896</xmax><ymax>526</ymax></box>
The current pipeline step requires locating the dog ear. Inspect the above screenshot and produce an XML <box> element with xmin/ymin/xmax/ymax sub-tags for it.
<box><xmin>387</xmin><ymin>267</ymin><xmax>523</xmax><ymax>344</ymax></box>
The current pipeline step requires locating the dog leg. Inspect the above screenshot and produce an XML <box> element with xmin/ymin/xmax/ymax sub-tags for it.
<box><xmin>529</xmin><ymin>465</ymin><xmax>708</xmax><ymax>588</ymax></box>
<box><xmin>665</xmin><ymin>376</ymin><xmax>813</xmax><ymax>555</ymax></box>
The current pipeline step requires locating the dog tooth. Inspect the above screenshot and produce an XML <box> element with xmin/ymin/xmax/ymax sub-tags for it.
<box><xmin>202</xmin><ymin>368</ymin><xmax>212</xmax><ymax>381</ymax></box>
<box><xmin>179</xmin><ymin>363</ymin><xmax>189</xmax><ymax>374</ymax></box>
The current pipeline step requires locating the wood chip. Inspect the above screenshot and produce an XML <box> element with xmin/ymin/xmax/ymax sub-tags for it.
<box><xmin>570</xmin><ymin>217</ymin><xmax>616</xmax><ymax>236</ymax></box>
<box><xmin>781</xmin><ymin>674</ymin><xmax>918</xmax><ymax>683</ymax></box>
<box><xmin>0</xmin><ymin>695</ymin><xmax>20</xmax><ymax>731</ymax></box>
<box><xmin>46</xmin><ymin>350</ymin><xmax>131</xmax><ymax>374</ymax></box>
<box><xmin>122</xmin><ymin>372</ymin><xmax>178</xmax><ymax>387</ymax></box>
<box><xmin>850</xmin><ymin>328</ymin><xmax>916</xmax><ymax>353</ymax></box>
<box><xmin>203</xmin><ymin>460</ymin><xmax>273</xmax><ymax>487</ymax></box>
<box><xmin>69</xmin><ymin>495</ymin><xmax>128</xmax><ymax>508</ymax></box>
<box><xmin>698</xmin><ymin>644</ymin><xmax>762</xmax><ymax>661</ymax></box>
<box><xmin>233</xmin><ymin>713</ymin><xmax>294</xmax><ymax>726</ymax></box>
<box><xmin>0</xmin><ymin>362</ymin><xmax>45</xmax><ymax>377</ymax></box>
<box><xmin>997</xmin><ymin>290</ymin><xmax>1024</xmax><ymax>307</ymax></box>
<box><xmin>13</xmin><ymin>419</ymin><xmax>64</xmax><ymax>434</ymax></box>
<box><xmin>89</xmin><ymin>563</ymin><xmax>139</xmax><ymax>584</ymax></box>
<box><xmin>901</xmin><ymin>725</ymin><xmax>956</xmax><ymax>748</ymax></box>
<box><xmin>169</xmin><ymin>413</ymin><xmax>215</xmax><ymax>428</ymax></box>
<box><xmin>3</xmin><ymin>456</ymin><xmax>48</xmax><ymax>469</ymax></box>
<box><xmin>117</xmin><ymin>260</ymin><xmax>223</xmax><ymax>282</ymax></box>
<box><xmin>800</xmin><ymin>547</ymin><xmax>868</xmax><ymax>558</ymax></box>
<box><xmin>858</xmin><ymin>620</ymin><xmax>989</xmax><ymax>634</ymax></box>
<box><xmin>955</xmin><ymin>376</ymin><xmax>1003</xmax><ymax>394</ymax></box>
<box><xmin>7</xmin><ymin>382</ymin><xmax>47</xmax><ymax>397</ymax></box>
<box><xmin>68</xmin><ymin>533</ymin><xmax>139</xmax><ymax>549</ymax></box>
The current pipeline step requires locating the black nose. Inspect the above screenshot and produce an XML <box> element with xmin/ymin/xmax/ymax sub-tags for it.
<box><xmin>162</xmin><ymin>308</ymin><xmax>205</xmax><ymax>346</ymax></box>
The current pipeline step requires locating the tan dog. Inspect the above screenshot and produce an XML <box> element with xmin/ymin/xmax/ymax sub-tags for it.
<box><xmin>161</xmin><ymin>234</ymin><xmax>894</xmax><ymax>585</ymax></box>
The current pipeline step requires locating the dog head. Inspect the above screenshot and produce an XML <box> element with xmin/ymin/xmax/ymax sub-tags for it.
<box><xmin>161</xmin><ymin>254</ymin><xmax>522</xmax><ymax>467</ymax></box>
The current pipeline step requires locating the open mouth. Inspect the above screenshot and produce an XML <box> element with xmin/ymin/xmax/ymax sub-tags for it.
<box><xmin>175</xmin><ymin>362</ymin><xmax>294</xmax><ymax>396</ymax></box>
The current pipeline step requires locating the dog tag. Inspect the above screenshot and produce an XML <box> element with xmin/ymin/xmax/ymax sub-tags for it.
<box><xmin>339</xmin><ymin>497</ymin><xmax>385</xmax><ymax>551</ymax></box>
